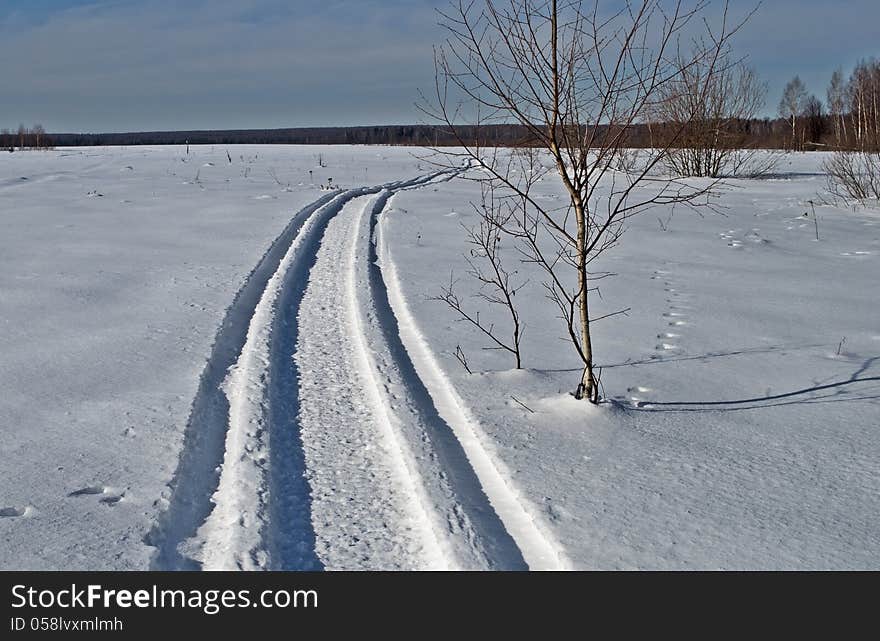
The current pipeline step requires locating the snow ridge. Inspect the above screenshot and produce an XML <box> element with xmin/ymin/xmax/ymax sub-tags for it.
<box><xmin>198</xmin><ymin>190</ymin><xmax>357</xmax><ymax>569</ymax></box>
<box><xmin>356</xmin><ymin>190</ymin><xmax>528</xmax><ymax>569</ymax></box>
<box><xmin>144</xmin><ymin>190</ymin><xmax>339</xmax><ymax>570</ymax></box>
<box><xmin>148</xmin><ymin>167</ymin><xmax>565</xmax><ymax>571</ymax></box>
<box><xmin>375</xmin><ymin>202</ymin><xmax>572</xmax><ymax>571</ymax></box>
<box><xmin>147</xmin><ymin>172</ymin><xmax>453</xmax><ymax>570</ymax></box>
<box><xmin>293</xmin><ymin>193</ymin><xmax>449</xmax><ymax>569</ymax></box>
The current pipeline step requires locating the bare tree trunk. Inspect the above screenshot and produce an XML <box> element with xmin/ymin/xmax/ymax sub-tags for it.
<box><xmin>575</xmin><ymin>200</ymin><xmax>596</xmax><ymax>401</ymax></box>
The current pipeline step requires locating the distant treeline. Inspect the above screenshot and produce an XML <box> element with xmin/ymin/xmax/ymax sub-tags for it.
<box><xmin>0</xmin><ymin>120</ymin><xmax>836</xmax><ymax>150</ymax></box>
<box><xmin>3</xmin><ymin>56</ymin><xmax>877</xmax><ymax>153</ymax></box>
<box><xmin>36</xmin><ymin>125</ymin><xmax>524</xmax><ymax>148</ymax></box>
<box><xmin>1</xmin><ymin>124</ymin><xmax>51</xmax><ymax>150</ymax></box>
<box><xmin>0</xmin><ymin>117</ymin><xmax>868</xmax><ymax>151</ymax></box>
<box><xmin>777</xmin><ymin>58</ymin><xmax>880</xmax><ymax>152</ymax></box>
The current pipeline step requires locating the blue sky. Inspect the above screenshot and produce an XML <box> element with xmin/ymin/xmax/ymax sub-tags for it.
<box><xmin>1</xmin><ymin>0</ymin><xmax>877</xmax><ymax>132</ymax></box>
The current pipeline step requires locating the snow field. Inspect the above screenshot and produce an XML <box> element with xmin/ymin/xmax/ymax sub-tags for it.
<box><xmin>1</xmin><ymin>147</ymin><xmax>877</xmax><ymax>569</ymax></box>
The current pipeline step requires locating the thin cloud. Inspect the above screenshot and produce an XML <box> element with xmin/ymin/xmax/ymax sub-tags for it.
<box><xmin>1</xmin><ymin>0</ymin><xmax>877</xmax><ymax>130</ymax></box>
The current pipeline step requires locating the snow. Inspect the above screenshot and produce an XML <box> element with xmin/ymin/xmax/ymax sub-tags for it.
<box><xmin>377</xmin><ymin>213</ymin><xmax>569</xmax><ymax>570</ymax></box>
<box><xmin>300</xmin><ymin>191</ymin><xmax>446</xmax><ymax>570</ymax></box>
<box><xmin>0</xmin><ymin>146</ymin><xmax>877</xmax><ymax>570</ymax></box>
<box><xmin>387</xmin><ymin>152</ymin><xmax>880</xmax><ymax>570</ymax></box>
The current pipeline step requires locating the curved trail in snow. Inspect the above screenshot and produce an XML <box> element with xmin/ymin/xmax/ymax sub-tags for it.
<box><xmin>373</xmin><ymin>194</ymin><xmax>569</xmax><ymax>571</ymax></box>
<box><xmin>147</xmin><ymin>170</ymin><xmax>568</xmax><ymax>570</ymax></box>
<box><xmin>145</xmin><ymin>189</ymin><xmax>340</xmax><ymax>570</ymax></box>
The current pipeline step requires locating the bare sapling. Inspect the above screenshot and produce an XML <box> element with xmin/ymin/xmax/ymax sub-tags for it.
<box><xmin>823</xmin><ymin>150</ymin><xmax>880</xmax><ymax>202</ymax></box>
<box><xmin>422</xmin><ymin>0</ymin><xmax>750</xmax><ymax>403</ymax></box>
<box><xmin>652</xmin><ymin>51</ymin><xmax>775</xmax><ymax>178</ymax></box>
<box><xmin>432</xmin><ymin>181</ymin><xmax>527</xmax><ymax>369</ymax></box>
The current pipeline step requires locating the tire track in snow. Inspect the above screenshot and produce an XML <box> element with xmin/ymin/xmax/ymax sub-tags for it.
<box><xmin>146</xmin><ymin>173</ymin><xmax>448</xmax><ymax>570</ymax></box>
<box><xmin>145</xmin><ymin>190</ymin><xmax>338</xmax><ymax>570</ymax></box>
<box><xmin>194</xmin><ymin>190</ymin><xmax>356</xmax><ymax>570</ymax></box>
<box><xmin>147</xmin><ymin>167</ymin><xmax>563</xmax><ymax>570</ymax></box>
<box><xmin>373</xmin><ymin>196</ymin><xmax>571</xmax><ymax>571</ymax></box>
<box><xmin>294</xmin><ymin>193</ymin><xmax>447</xmax><ymax>569</ymax></box>
<box><xmin>350</xmin><ymin>189</ymin><xmax>527</xmax><ymax>569</ymax></box>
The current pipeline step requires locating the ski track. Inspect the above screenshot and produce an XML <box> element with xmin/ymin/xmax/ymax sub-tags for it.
<box><xmin>147</xmin><ymin>168</ymin><xmax>567</xmax><ymax>571</ymax></box>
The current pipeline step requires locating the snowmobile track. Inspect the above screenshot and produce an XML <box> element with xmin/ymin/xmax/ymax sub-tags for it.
<box><xmin>147</xmin><ymin>169</ymin><xmax>567</xmax><ymax>570</ymax></box>
<box><xmin>370</xmin><ymin>193</ymin><xmax>569</xmax><ymax>570</ymax></box>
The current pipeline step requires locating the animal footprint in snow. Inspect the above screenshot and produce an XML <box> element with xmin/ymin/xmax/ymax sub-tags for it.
<box><xmin>663</xmin><ymin>312</ymin><xmax>685</xmax><ymax>318</ymax></box>
<box><xmin>68</xmin><ymin>485</ymin><xmax>126</xmax><ymax>506</ymax></box>
<box><xmin>68</xmin><ymin>485</ymin><xmax>106</xmax><ymax>497</ymax></box>
<box><xmin>657</xmin><ymin>332</ymin><xmax>680</xmax><ymax>339</ymax></box>
<box><xmin>627</xmin><ymin>386</ymin><xmax>652</xmax><ymax>402</ymax></box>
<box><xmin>746</xmin><ymin>232</ymin><xmax>768</xmax><ymax>244</ymax></box>
<box><xmin>655</xmin><ymin>343</ymin><xmax>679</xmax><ymax>351</ymax></box>
<box><xmin>0</xmin><ymin>506</ymin><xmax>33</xmax><ymax>518</ymax></box>
<box><xmin>668</xmin><ymin>320</ymin><xmax>687</xmax><ymax>326</ymax></box>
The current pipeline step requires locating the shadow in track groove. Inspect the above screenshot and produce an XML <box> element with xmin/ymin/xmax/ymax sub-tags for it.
<box><xmin>367</xmin><ymin>190</ymin><xmax>528</xmax><ymax>570</ymax></box>
<box><xmin>147</xmin><ymin>171</ymin><xmax>456</xmax><ymax>570</ymax></box>
<box><xmin>144</xmin><ymin>192</ymin><xmax>337</xmax><ymax>570</ymax></box>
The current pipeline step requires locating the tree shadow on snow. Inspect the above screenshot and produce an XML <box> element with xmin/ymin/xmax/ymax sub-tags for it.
<box><xmin>621</xmin><ymin>355</ymin><xmax>880</xmax><ymax>412</ymax></box>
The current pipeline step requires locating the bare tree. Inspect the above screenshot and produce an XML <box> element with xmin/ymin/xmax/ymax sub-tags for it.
<box><xmin>824</xmin><ymin>150</ymin><xmax>880</xmax><ymax>202</ymax></box>
<box><xmin>432</xmin><ymin>182</ymin><xmax>526</xmax><ymax>369</ymax></box>
<box><xmin>801</xmin><ymin>95</ymin><xmax>825</xmax><ymax>148</ymax></box>
<box><xmin>847</xmin><ymin>59</ymin><xmax>880</xmax><ymax>151</ymax></box>
<box><xmin>653</xmin><ymin>53</ymin><xmax>770</xmax><ymax>177</ymax></box>
<box><xmin>779</xmin><ymin>76</ymin><xmax>808</xmax><ymax>150</ymax></box>
<box><xmin>825</xmin><ymin>61</ymin><xmax>880</xmax><ymax>201</ymax></box>
<box><xmin>32</xmin><ymin>124</ymin><xmax>46</xmax><ymax>150</ymax></box>
<box><xmin>827</xmin><ymin>68</ymin><xmax>848</xmax><ymax>147</ymax></box>
<box><xmin>422</xmin><ymin>0</ymin><xmax>747</xmax><ymax>403</ymax></box>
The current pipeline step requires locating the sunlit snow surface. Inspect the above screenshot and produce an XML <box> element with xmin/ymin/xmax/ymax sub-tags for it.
<box><xmin>0</xmin><ymin>146</ymin><xmax>877</xmax><ymax>569</ymax></box>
